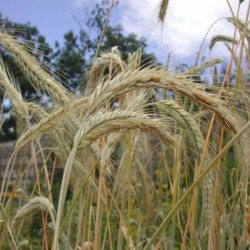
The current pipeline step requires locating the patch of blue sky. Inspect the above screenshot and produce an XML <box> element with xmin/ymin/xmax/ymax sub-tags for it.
<box><xmin>0</xmin><ymin>0</ymin><xmax>248</xmax><ymax>65</ymax></box>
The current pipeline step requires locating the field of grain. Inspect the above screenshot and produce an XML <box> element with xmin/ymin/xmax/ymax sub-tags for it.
<box><xmin>0</xmin><ymin>1</ymin><xmax>249</xmax><ymax>249</ymax></box>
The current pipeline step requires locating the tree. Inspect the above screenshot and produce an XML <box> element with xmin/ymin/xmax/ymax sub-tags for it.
<box><xmin>84</xmin><ymin>0</ymin><xmax>156</xmax><ymax>62</ymax></box>
<box><xmin>52</xmin><ymin>30</ymin><xmax>87</xmax><ymax>91</ymax></box>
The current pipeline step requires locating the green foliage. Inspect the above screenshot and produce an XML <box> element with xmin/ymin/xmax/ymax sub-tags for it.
<box><xmin>53</xmin><ymin>30</ymin><xmax>87</xmax><ymax>90</ymax></box>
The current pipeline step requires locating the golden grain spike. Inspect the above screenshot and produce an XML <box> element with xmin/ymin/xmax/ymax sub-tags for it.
<box><xmin>158</xmin><ymin>0</ymin><xmax>169</xmax><ymax>23</ymax></box>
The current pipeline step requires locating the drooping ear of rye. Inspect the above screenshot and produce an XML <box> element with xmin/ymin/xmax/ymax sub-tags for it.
<box><xmin>158</xmin><ymin>0</ymin><xmax>169</xmax><ymax>23</ymax></box>
<box><xmin>0</xmin><ymin>31</ymin><xmax>71</xmax><ymax>105</ymax></box>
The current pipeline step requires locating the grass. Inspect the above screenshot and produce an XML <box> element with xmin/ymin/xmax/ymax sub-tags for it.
<box><xmin>0</xmin><ymin>1</ymin><xmax>249</xmax><ymax>249</ymax></box>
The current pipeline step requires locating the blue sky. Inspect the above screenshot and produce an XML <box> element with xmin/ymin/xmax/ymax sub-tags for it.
<box><xmin>0</xmin><ymin>0</ymin><xmax>248</xmax><ymax>64</ymax></box>
<box><xmin>0</xmin><ymin>0</ymin><xmax>87</xmax><ymax>45</ymax></box>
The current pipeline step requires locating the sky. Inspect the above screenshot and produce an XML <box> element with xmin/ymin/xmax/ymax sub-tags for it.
<box><xmin>0</xmin><ymin>0</ymin><xmax>248</xmax><ymax>65</ymax></box>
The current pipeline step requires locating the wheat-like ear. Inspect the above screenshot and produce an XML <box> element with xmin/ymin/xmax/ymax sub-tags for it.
<box><xmin>186</xmin><ymin>58</ymin><xmax>223</xmax><ymax>75</ymax></box>
<box><xmin>0</xmin><ymin>31</ymin><xmax>71</xmax><ymax>104</ymax></box>
<box><xmin>26</xmin><ymin>101</ymin><xmax>48</xmax><ymax>118</ymax></box>
<box><xmin>156</xmin><ymin>100</ymin><xmax>205</xmax><ymax>155</ymax></box>
<box><xmin>0</xmin><ymin>59</ymin><xmax>28</xmax><ymax>118</ymax></box>
<box><xmin>25</xmin><ymin>100</ymin><xmax>74</xmax><ymax>164</ymax></box>
<box><xmin>78</xmin><ymin>109</ymin><xmax>176</xmax><ymax>150</ymax></box>
<box><xmin>127</xmin><ymin>48</ymin><xmax>142</xmax><ymax>70</ymax></box>
<box><xmin>87</xmin><ymin>47</ymin><xmax>126</xmax><ymax>92</ymax></box>
<box><xmin>209</xmin><ymin>35</ymin><xmax>238</xmax><ymax>50</ymax></box>
<box><xmin>88</xmin><ymin>67</ymin><xmax>242</xmax><ymax>133</ymax></box>
<box><xmin>15</xmin><ymin>97</ymin><xmax>89</xmax><ymax>151</ymax></box>
<box><xmin>158</xmin><ymin>0</ymin><xmax>169</xmax><ymax>23</ymax></box>
<box><xmin>12</xmin><ymin>196</ymin><xmax>56</xmax><ymax>229</ymax></box>
<box><xmin>15</xmin><ymin>105</ymin><xmax>65</xmax><ymax>151</ymax></box>
<box><xmin>226</xmin><ymin>17</ymin><xmax>250</xmax><ymax>39</ymax></box>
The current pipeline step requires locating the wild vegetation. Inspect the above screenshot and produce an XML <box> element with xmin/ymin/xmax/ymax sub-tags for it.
<box><xmin>0</xmin><ymin>0</ymin><xmax>249</xmax><ymax>249</ymax></box>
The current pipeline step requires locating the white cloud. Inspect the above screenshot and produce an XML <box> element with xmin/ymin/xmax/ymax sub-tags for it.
<box><xmin>113</xmin><ymin>0</ymin><xmax>249</xmax><ymax>62</ymax></box>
